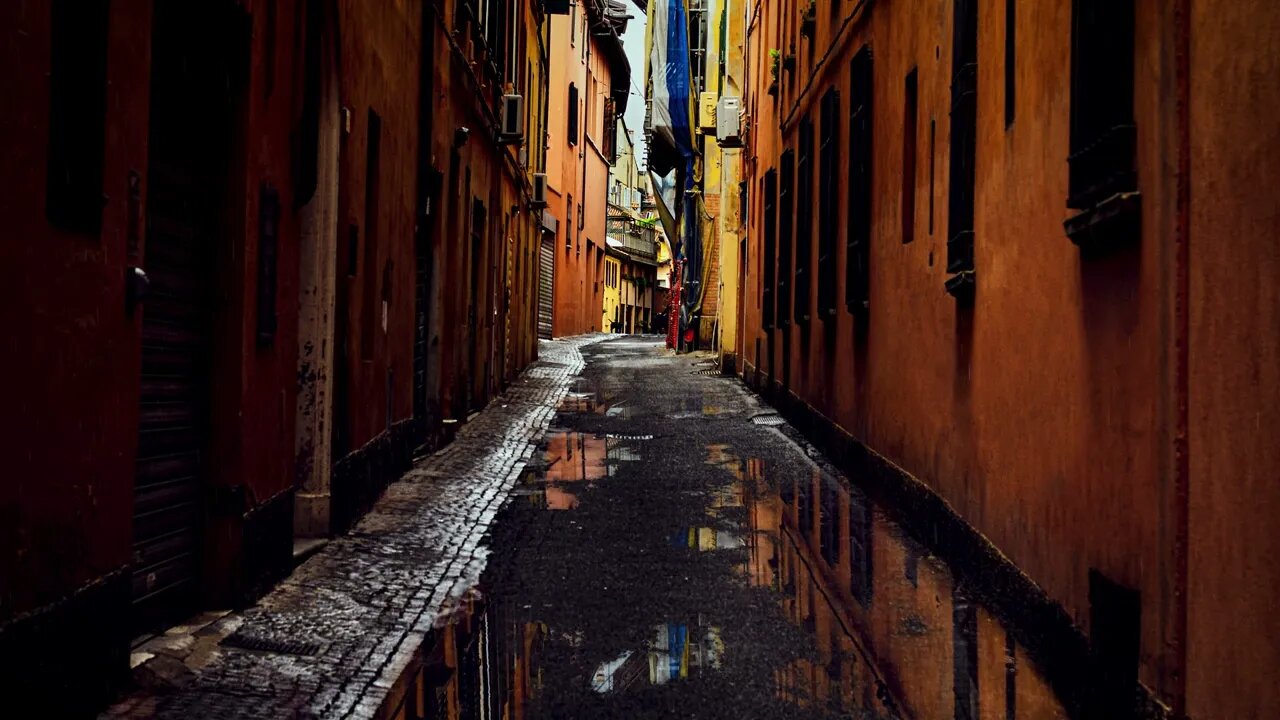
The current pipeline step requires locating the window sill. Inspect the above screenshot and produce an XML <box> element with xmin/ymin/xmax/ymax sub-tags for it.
<box><xmin>1064</xmin><ymin>191</ymin><xmax>1141</xmax><ymax>254</ymax></box>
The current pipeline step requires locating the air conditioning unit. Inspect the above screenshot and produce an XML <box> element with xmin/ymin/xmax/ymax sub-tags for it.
<box><xmin>499</xmin><ymin>93</ymin><xmax>524</xmax><ymax>143</ymax></box>
<box><xmin>531</xmin><ymin>173</ymin><xmax>548</xmax><ymax>208</ymax></box>
<box><xmin>716</xmin><ymin>95</ymin><xmax>743</xmax><ymax>148</ymax></box>
<box><xmin>699</xmin><ymin>92</ymin><xmax>718</xmax><ymax>131</ymax></box>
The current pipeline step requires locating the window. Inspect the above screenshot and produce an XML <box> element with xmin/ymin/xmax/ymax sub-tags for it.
<box><xmin>567</xmin><ymin>83</ymin><xmax>579</xmax><ymax>145</ymax></box>
<box><xmin>777</xmin><ymin>150</ymin><xmax>795</xmax><ymax>326</ymax></box>
<box><xmin>1066</xmin><ymin>0</ymin><xmax>1138</xmax><ymax>246</ymax></box>
<box><xmin>264</xmin><ymin>0</ymin><xmax>277</xmax><ymax>98</ymax></box>
<box><xmin>817</xmin><ymin>89</ymin><xmax>840</xmax><ymax>317</ymax></box>
<box><xmin>946</xmin><ymin>0</ymin><xmax>978</xmax><ymax>301</ymax></box>
<box><xmin>566</xmin><ymin>195</ymin><xmax>574</xmax><ymax>249</ymax></box>
<box><xmin>794</xmin><ymin>116</ymin><xmax>813</xmax><ymax>325</ymax></box>
<box><xmin>1005</xmin><ymin>0</ymin><xmax>1016</xmax><ymax>128</ymax></box>
<box><xmin>361</xmin><ymin>110</ymin><xmax>383</xmax><ymax>358</ymax></box>
<box><xmin>762</xmin><ymin>169</ymin><xmax>777</xmax><ymax>330</ymax></box>
<box><xmin>587</xmin><ymin>77</ymin><xmax>596</xmax><ymax>142</ymax></box>
<box><xmin>902</xmin><ymin>69</ymin><xmax>919</xmax><ymax>245</ymax></box>
<box><xmin>46</xmin><ymin>0</ymin><xmax>110</xmax><ymax>233</ymax></box>
<box><xmin>481</xmin><ymin>0</ymin><xmax>506</xmax><ymax>78</ymax></box>
<box><xmin>929</xmin><ymin>118</ymin><xmax>937</xmax><ymax>236</ymax></box>
<box><xmin>847</xmin><ymin>46</ymin><xmax>873</xmax><ymax>312</ymax></box>
<box><xmin>603</xmin><ymin>98</ymin><xmax>617</xmax><ymax>161</ymax></box>
<box><xmin>295</xmin><ymin>0</ymin><xmax>323</xmax><ymax>207</ymax></box>
<box><xmin>689</xmin><ymin>0</ymin><xmax>709</xmax><ymax>94</ymax></box>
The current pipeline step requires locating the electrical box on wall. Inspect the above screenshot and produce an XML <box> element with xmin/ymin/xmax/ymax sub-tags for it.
<box><xmin>699</xmin><ymin>92</ymin><xmax>717</xmax><ymax>131</ymax></box>
<box><xmin>716</xmin><ymin>95</ymin><xmax>743</xmax><ymax>147</ymax></box>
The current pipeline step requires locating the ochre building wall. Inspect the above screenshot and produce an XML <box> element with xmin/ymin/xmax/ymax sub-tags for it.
<box><xmin>740</xmin><ymin>1</ymin><xmax>1279</xmax><ymax>715</ymax></box>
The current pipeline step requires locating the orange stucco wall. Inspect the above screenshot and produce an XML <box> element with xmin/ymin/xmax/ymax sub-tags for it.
<box><xmin>741</xmin><ymin>1</ymin><xmax>1279</xmax><ymax>714</ymax></box>
<box><xmin>1185</xmin><ymin>2</ymin><xmax>1280</xmax><ymax>718</ymax></box>
<box><xmin>546</xmin><ymin>9</ymin><xmax>615</xmax><ymax>337</ymax></box>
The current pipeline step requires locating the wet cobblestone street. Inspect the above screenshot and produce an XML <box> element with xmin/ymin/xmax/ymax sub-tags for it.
<box><xmin>107</xmin><ymin>336</ymin><xmax>1072</xmax><ymax>720</ymax></box>
<box><xmin>105</xmin><ymin>336</ymin><xmax>603</xmax><ymax>719</ymax></box>
<box><xmin>427</xmin><ymin>337</ymin><xmax>1068</xmax><ymax>720</ymax></box>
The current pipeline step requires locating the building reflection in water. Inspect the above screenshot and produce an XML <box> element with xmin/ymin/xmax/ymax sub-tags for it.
<box><xmin>512</xmin><ymin>432</ymin><xmax>647</xmax><ymax>512</ymax></box>
<box><xmin>590</xmin><ymin>621</ymin><xmax>724</xmax><ymax>693</ymax></box>
<box><xmin>738</xmin><ymin>449</ymin><xmax>1070</xmax><ymax>720</ymax></box>
<box><xmin>397</xmin><ymin>442</ymin><xmax>1072</xmax><ymax>720</ymax></box>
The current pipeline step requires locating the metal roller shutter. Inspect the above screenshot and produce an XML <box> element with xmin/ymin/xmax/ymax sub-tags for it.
<box><xmin>537</xmin><ymin>237</ymin><xmax>554</xmax><ymax>339</ymax></box>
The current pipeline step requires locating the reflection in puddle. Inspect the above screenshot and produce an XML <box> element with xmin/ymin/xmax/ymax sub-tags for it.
<box><xmin>544</xmin><ymin>431</ymin><xmax>607</xmax><ymax>482</ymax></box>
<box><xmin>736</xmin><ymin>455</ymin><xmax>1071</xmax><ymax>719</ymax></box>
<box><xmin>557</xmin><ymin>382</ymin><xmax>631</xmax><ymax>417</ymax></box>
<box><xmin>402</xmin><ymin>441</ymin><xmax>1073</xmax><ymax>720</ymax></box>
<box><xmin>592</xmin><ymin>621</ymin><xmax>724</xmax><ymax>694</ymax></box>
<box><xmin>545</xmin><ymin>484</ymin><xmax>579</xmax><ymax>511</ymax></box>
<box><xmin>518</xmin><ymin>431</ymin><xmax>643</xmax><ymax>511</ymax></box>
<box><xmin>671</xmin><ymin>527</ymin><xmax>744</xmax><ymax>551</ymax></box>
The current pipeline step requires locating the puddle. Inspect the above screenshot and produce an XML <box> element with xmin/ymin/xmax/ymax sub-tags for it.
<box><xmin>543</xmin><ymin>431</ymin><xmax>608</xmax><ymax>482</ymax></box>
<box><xmin>731</xmin><ymin>457</ymin><xmax>1071</xmax><ymax>719</ymax></box>
<box><xmin>515</xmin><ymin>431</ymin><xmax>646</xmax><ymax>511</ymax></box>
<box><xmin>671</xmin><ymin>527</ymin><xmax>744</xmax><ymax>551</ymax></box>
<box><xmin>591</xmin><ymin>621</ymin><xmax>724</xmax><ymax>693</ymax></box>
<box><xmin>395</xmin><ymin>444</ymin><xmax>1073</xmax><ymax>719</ymax></box>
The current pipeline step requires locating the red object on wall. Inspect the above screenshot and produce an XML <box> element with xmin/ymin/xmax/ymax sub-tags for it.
<box><xmin>666</xmin><ymin>260</ymin><xmax>683</xmax><ymax>349</ymax></box>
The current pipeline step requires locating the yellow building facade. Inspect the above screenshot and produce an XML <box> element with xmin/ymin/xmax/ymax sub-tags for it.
<box><xmin>694</xmin><ymin>0</ymin><xmax>745</xmax><ymax>368</ymax></box>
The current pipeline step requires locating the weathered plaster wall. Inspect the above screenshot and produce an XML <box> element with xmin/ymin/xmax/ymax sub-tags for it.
<box><xmin>1186</xmin><ymin>1</ymin><xmax>1280</xmax><ymax>717</ymax></box>
<box><xmin>742</xmin><ymin>0</ymin><xmax>1191</xmax><ymax>705</ymax></box>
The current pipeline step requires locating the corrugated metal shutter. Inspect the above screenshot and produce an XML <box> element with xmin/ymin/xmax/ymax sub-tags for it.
<box><xmin>537</xmin><ymin>236</ymin><xmax>554</xmax><ymax>339</ymax></box>
<box><xmin>133</xmin><ymin>162</ymin><xmax>208</xmax><ymax>627</ymax></box>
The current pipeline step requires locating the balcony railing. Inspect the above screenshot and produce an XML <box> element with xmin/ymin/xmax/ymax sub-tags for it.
<box><xmin>606</xmin><ymin>212</ymin><xmax>659</xmax><ymax>261</ymax></box>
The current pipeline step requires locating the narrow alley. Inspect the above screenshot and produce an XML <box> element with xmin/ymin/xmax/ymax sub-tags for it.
<box><xmin>106</xmin><ymin>337</ymin><xmax>1072</xmax><ymax>719</ymax></box>
<box><xmin>5</xmin><ymin>1</ymin><xmax>1280</xmax><ymax>718</ymax></box>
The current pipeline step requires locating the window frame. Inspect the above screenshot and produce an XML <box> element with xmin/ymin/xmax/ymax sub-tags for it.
<box><xmin>46</xmin><ymin>0</ymin><xmax>111</xmax><ymax>233</ymax></box>
<box><xmin>1065</xmin><ymin>0</ymin><xmax>1139</xmax><ymax>249</ymax></box>
<box><xmin>777</xmin><ymin>149</ymin><xmax>795</xmax><ymax>328</ymax></box>
<box><xmin>846</xmin><ymin>46</ymin><xmax>874</xmax><ymax>313</ymax></box>
<box><xmin>762</xmin><ymin>169</ymin><xmax>778</xmax><ymax>330</ymax></box>
<box><xmin>794</xmin><ymin>116</ymin><xmax>814</xmax><ymax>326</ymax></box>
<box><xmin>567</xmin><ymin>82</ymin><xmax>579</xmax><ymax>146</ymax></box>
<box><xmin>817</xmin><ymin>89</ymin><xmax>840</xmax><ymax>318</ymax></box>
<box><xmin>945</xmin><ymin>0</ymin><xmax>979</xmax><ymax>301</ymax></box>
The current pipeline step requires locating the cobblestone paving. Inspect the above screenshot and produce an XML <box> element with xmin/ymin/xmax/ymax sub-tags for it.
<box><xmin>104</xmin><ymin>336</ymin><xmax>605</xmax><ymax>720</ymax></box>
<box><xmin>410</xmin><ymin>337</ymin><xmax>1071</xmax><ymax>719</ymax></box>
